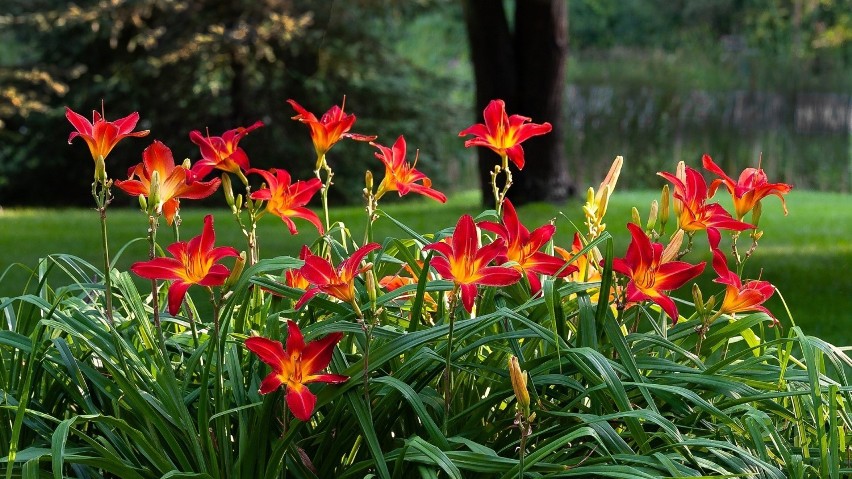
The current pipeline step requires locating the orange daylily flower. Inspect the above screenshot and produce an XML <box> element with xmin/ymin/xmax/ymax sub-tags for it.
<box><xmin>702</xmin><ymin>154</ymin><xmax>792</xmax><ymax>220</ymax></box>
<box><xmin>295</xmin><ymin>242</ymin><xmax>381</xmax><ymax>310</ymax></box>
<box><xmin>458</xmin><ymin>99</ymin><xmax>552</xmax><ymax>170</ymax></box>
<box><xmin>248</xmin><ymin>168</ymin><xmax>323</xmax><ymax>235</ymax></box>
<box><xmin>479</xmin><ymin>199</ymin><xmax>576</xmax><ymax>294</ymax></box>
<box><xmin>611</xmin><ymin>223</ymin><xmax>705</xmax><ymax>324</ymax></box>
<box><xmin>285</xmin><ymin>246</ymin><xmax>312</xmax><ymax>290</ymax></box>
<box><xmin>658</xmin><ymin>163</ymin><xmax>753</xmax><ymax>237</ymax></box>
<box><xmin>287</xmin><ymin>98</ymin><xmax>376</xmax><ymax>167</ymax></box>
<box><xmin>423</xmin><ymin>214</ymin><xmax>522</xmax><ymax>313</ymax></box>
<box><xmin>555</xmin><ymin>232</ymin><xmax>601</xmax><ymax>284</ymax></box>
<box><xmin>708</xmin><ymin>230</ymin><xmax>776</xmax><ymax>320</ymax></box>
<box><xmin>66</xmin><ymin>105</ymin><xmax>150</xmax><ymax>179</ymax></box>
<box><xmin>130</xmin><ymin>215</ymin><xmax>239</xmax><ymax>314</ymax></box>
<box><xmin>115</xmin><ymin>140</ymin><xmax>220</xmax><ymax>225</ymax></box>
<box><xmin>379</xmin><ymin>262</ymin><xmax>437</xmax><ymax>309</ymax></box>
<box><xmin>245</xmin><ymin>320</ymin><xmax>348</xmax><ymax>422</ymax></box>
<box><xmin>372</xmin><ymin>135</ymin><xmax>447</xmax><ymax>203</ymax></box>
<box><xmin>189</xmin><ymin>121</ymin><xmax>264</xmax><ymax>178</ymax></box>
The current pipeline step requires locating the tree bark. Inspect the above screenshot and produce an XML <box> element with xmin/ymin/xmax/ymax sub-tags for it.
<box><xmin>462</xmin><ymin>0</ymin><xmax>572</xmax><ymax>207</ymax></box>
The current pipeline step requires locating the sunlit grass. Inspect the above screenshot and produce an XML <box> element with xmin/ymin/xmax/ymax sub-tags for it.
<box><xmin>1</xmin><ymin>189</ymin><xmax>850</xmax><ymax>344</ymax></box>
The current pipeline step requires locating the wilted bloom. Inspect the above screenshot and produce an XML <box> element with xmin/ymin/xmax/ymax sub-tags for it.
<box><xmin>611</xmin><ymin>223</ymin><xmax>705</xmax><ymax>323</ymax></box>
<box><xmin>372</xmin><ymin>136</ymin><xmax>446</xmax><ymax>203</ymax></box>
<box><xmin>702</xmin><ymin>154</ymin><xmax>792</xmax><ymax>220</ymax></box>
<box><xmin>66</xmin><ymin>105</ymin><xmax>150</xmax><ymax>181</ymax></box>
<box><xmin>708</xmin><ymin>230</ymin><xmax>776</xmax><ymax>320</ymax></box>
<box><xmin>295</xmin><ymin>242</ymin><xmax>382</xmax><ymax>310</ymax></box>
<box><xmin>130</xmin><ymin>215</ymin><xmax>239</xmax><ymax>314</ymax></box>
<box><xmin>245</xmin><ymin>321</ymin><xmax>348</xmax><ymax>421</ymax></box>
<box><xmin>423</xmin><ymin>214</ymin><xmax>522</xmax><ymax>313</ymax></box>
<box><xmin>658</xmin><ymin>162</ymin><xmax>753</xmax><ymax>237</ymax></box>
<box><xmin>189</xmin><ymin>121</ymin><xmax>264</xmax><ymax>178</ymax></box>
<box><xmin>115</xmin><ymin>140</ymin><xmax>220</xmax><ymax>225</ymax></box>
<box><xmin>458</xmin><ymin>99</ymin><xmax>552</xmax><ymax>170</ymax></box>
<box><xmin>479</xmin><ymin>199</ymin><xmax>576</xmax><ymax>294</ymax></box>
<box><xmin>288</xmin><ymin>98</ymin><xmax>376</xmax><ymax>168</ymax></box>
<box><xmin>248</xmin><ymin>168</ymin><xmax>323</xmax><ymax>235</ymax></box>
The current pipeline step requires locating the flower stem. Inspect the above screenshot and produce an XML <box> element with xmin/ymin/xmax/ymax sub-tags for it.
<box><xmin>443</xmin><ymin>284</ymin><xmax>460</xmax><ymax>435</ymax></box>
<box><xmin>147</xmin><ymin>215</ymin><xmax>168</xmax><ymax>356</ymax></box>
<box><xmin>93</xmin><ymin>181</ymin><xmax>115</xmax><ymax>325</ymax></box>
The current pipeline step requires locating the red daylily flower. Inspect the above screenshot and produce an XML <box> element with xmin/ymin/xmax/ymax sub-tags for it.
<box><xmin>372</xmin><ymin>135</ymin><xmax>446</xmax><ymax>203</ymax></box>
<box><xmin>708</xmin><ymin>230</ymin><xmax>776</xmax><ymax>320</ymax></box>
<box><xmin>245</xmin><ymin>321</ymin><xmax>348</xmax><ymax>422</ymax></box>
<box><xmin>285</xmin><ymin>246</ymin><xmax>312</xmax><ymax>290</ymax></box>
<box><xmin>295</xmin><ymin>242</ymin><xmax>382</xmax><ymax>310</ymax></box>
<box><xmin>702</xmin><ymin>154</ymin><xmax>792</xmax><ymax>220</ymax></box>
<box><xmin>611</xmin><ymin>223</ymin><xmax>705</xmax><ymax>323</ymax></box>
<box><xmin>248</xmin><ymin>168</ymin><xmax>323</xmax><ymax>235</ymax></box>
<box><xmin>658</xmin><ymin>163</ymin><xmax>754</xmax><ymax>236</ymax></box>
<box><xmin>115</xmin><ymin>140</ymin><xmax>220</xmax><ymax>225</ymax></box>
<box><xmin>288</xmin><ymin>98</ymin><xmax>376</xmax><ymax>165</ymax></box>
<box><xmin>423</xmin><ymin>214</ymin><xmax>522</xmax><ymax>313</ymax></box>
<box><xmin>458</xmin><ymin>99</ymin><xmax>552</xmax><ymax>170</ymax></box>
<box><xmin>479</xmin><ymin>199</ymin><xmax>576</xmax><ymax>294</ymax></box>
<box><xmin>189</xmin><ymin>121</ymin><xmax>264</xmax><ymax>178</ymax></box>
<box><xmin>130</xmin><ymin>215</ymin><xmax>240</xmax><ymax>314</ymax></box>
<box><xmin>66</xmin><ymin>105</ymin><xmax>150</xmax><ymax>179</ymax></box>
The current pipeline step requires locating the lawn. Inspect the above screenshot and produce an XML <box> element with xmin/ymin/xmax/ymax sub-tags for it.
<box><xmin>1</xmin><ymin>189</ymin><xmax>850</xmax><ymax>345</ymax></box>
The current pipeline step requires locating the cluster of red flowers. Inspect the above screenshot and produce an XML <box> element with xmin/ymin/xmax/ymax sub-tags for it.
<box><xmin>67</xmin><ymin>97</ymin><xmax>790</xmax><ymax>422</ymax></box>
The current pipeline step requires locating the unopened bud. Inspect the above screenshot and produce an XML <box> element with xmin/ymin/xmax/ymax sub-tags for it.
<box><xmin>751</xmin><ymin>230</ymin><xmax>764</xmax><ymax>241</ymax></box>
<box><xmin>223</xmin><ymin>251</ymin><xmax>246</xmax><ymax>291</ymax></box>
<box><xmin>365</xmin><ymin>170</ymin><xmax>373</xmax><ymax>192</ymax></box>
<box><xmin>751</xmin><ymin>202</ymin><xmax>762</xmax><ymax>228</ymax></box>
<box><xmin>508</xmin><ymin>355</ymin><xmax>530</xmax><ymax>417</ymax></box>
<box><xmin>148</xmin><ymin>170</ymin><xmax>161</xmax><ymax>215</ymax></box>
<box><xmin>704</xmin><ymin>295</ymin><xmax>716</xmax><ymax>312</ymax></box>
<box><xmin>365</xmin><ymin>268</ymin><xmax>377</xmax><ymax>304</ymax></box>
<box><xmin>647</xmin><ymin>200</ymin><xmax>658</xmax><ymax>231</ymax></box>
<box><xmin>221</xmin><ymin>173</ymin><xmax>235</xmax><ymax>209</ymax></box>
<box><xmin>234</xmin><ymin>193</ymin><xmax>243</xmax><ymax>211</ymax></box>
<box><xmin>138</xmin><ymin>194</ymin><xmax>148</xmax><ymax>213</ymax></box>
<box><xmin>630</xmin><ymin>207</ymin><xmax>641</xmax><ymax>226</ymax></box>
<box><xmin>692</xmin><ymin>284</ymin><xmax>705</xmax><ymax>315</ymax></box>
<box><xmin>662</xmin><ymin>229</ymin><xmax>684</xmax><ymax>263</ymax></box>
<box><xmin>660</xmin><ymin>184</ymin><xmax>670</xmax><ymax>229</ymax></box>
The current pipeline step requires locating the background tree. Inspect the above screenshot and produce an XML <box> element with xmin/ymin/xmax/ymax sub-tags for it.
<box><xmin>462</xmin><ymin>0</ymin><xmax>572</xmax><ymax>207</ymax></box>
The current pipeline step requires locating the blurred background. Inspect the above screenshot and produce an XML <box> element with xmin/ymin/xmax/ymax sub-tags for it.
<box><xmin>0</xmin><ymin>0</ymin><xmax>849</xmax><ymax>207</ymax></box>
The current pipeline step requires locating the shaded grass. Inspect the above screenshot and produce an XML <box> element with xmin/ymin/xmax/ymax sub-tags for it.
<box><xmin>1</xmin><ymin>189</ymin><xmax>850</xmax><ymax>344</ymax></box>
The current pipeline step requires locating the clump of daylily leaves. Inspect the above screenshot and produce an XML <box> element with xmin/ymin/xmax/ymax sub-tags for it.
<box><xmin>35</xmin><ymin>95</ymin><xmax>829</xmax><ymax>478</ymax></box>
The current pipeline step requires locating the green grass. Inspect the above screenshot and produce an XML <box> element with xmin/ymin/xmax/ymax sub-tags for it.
<box><xmin>1</xmin><ymin>189</ymin><xmax>850</xmax><ymax>344</ymax></box>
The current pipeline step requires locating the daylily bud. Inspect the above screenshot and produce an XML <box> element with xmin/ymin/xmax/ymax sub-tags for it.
<box><xmin>751</xmin><ymin>202</ymin><xmax>762</xmax><ymax>228</ymax></box>
<box><xmin>752</xmin><ymin>230</ymin><xmax>764</xmax><ymax>241</ymax></box>
<box><xmin>647</xmin><ymin>200</ymin><xmax>658</xmax><ymax>231</ymax></box>
<box><xmin>221</xmin><ymin>173</ymin><xmax>235</xmax><ymax>209</ymax></box>
<box><xmin>223</xmin><ymin>251</ymin><xmax>246</xmax><ymax>291</ymax></box>
<box><xmin>235</xmin><ymin>193</ymin><xmax>243</xmax><ymax>211</ymax></box>
<box><xmin>630</xmin><ymin>207</ymin><xmax>641</xmax><ymax>226</ymax></box>
<box><xmin>692</xmin><ymin>283</ymin><xmax>705</xmax><ymax>315</ymax></box>
<box><xmin>662</xmin><ymin>229</ymin><xmax>684</xmax><ymax>263</ymax></box>
<box><xmin>660</xmin><ymin>184</ymin><xmax>670</xmax><ymax>229</ymax></box>
<box><xmin>138</xmin><ymin>194</ymin><xmax>148</xmax><ymax>213</ymax></box>
<box><xmin>704</xmin><ymin>295</ymin><xmax>715</xmax><ymax>312</ymax></box>
<box><xmin>148</xmin><ymin>170</ymin><xmax>161</xmax><ymax>215</ymax></box>
<box><xmin>365</xmin><ymin>170</ymin><xmax>373</xmax><ymax>192</ymax></box>
<box><xmin>365</xmin><ymin>268</ymin><xmax>377</xmax><ymax>304</ymax></box>
<box><xmin>94</xmin><ymin>155</ymin><xmax>107</xmax><ymax>184</ymax></box>
<box><xmin>508</xmin><ymin>355</ymin><xmax>530</xmax><ymax>417</ymax></box>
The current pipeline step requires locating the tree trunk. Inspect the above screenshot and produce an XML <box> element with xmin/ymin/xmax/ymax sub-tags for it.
<box><xmin>462</xmin><ymin>0</ymin><xmax>572</xmax><ymax>207</ymax></box>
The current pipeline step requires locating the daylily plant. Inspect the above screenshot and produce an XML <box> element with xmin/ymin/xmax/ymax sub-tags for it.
<box><xmin>130</xmin><ymin>215</ymin><xmax>240</xmax><ymax>314</ymax></box>
<box><xmin>423</xmin><ymin>214</ymin><xmax>522</xmax><ymax>313</ymax></box>
<box><xmin>459</xmin><ymin>99</ymin><xmax>552</xmax><ymax>171</ymax></box>
<box><xmin>611</xmin><ymin>223</ymin><xmax>705</xmax><ymax>323</ymax></box>
<box><xmin>248</xmin><ymin>168</ymin><xmax>324</xmax><ymax>235</ymax></box>
<box><xmin>189</xmin><ymin>121</ymin><xmax>264</xmax><ymax>179</ymax></box>
<box><xmin>245</xmin><ymin>321</ymin><xmax>348</xmax><ymax>421</ymax></box>
<box><xmin>479</xmin><ymin>199</ymin><xmax>576</xmax><ymax>294</ymax></box>
<box><xmin>115</xmin><ymin>140</ymin><xmax>220</xmax><ymax>225</ymax></box>
<box><xmin>702</xmin><ymin>154</ymin><xmax>792</xmax><ymax>220</ymax></box>
<box><xmin>372</xmin><ymin>135</ymin><xmax>447</xmax><ymax>203</ymax></box>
